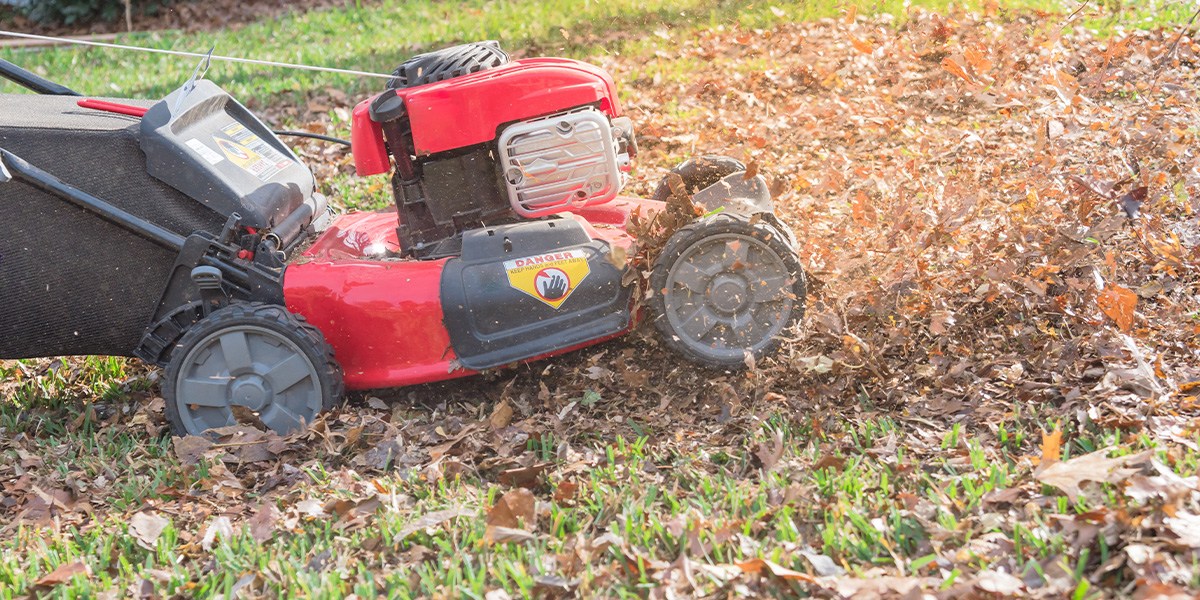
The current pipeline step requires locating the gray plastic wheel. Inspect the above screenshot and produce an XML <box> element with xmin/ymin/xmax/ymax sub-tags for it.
<box><xmin>649</xmin><ymin>213</ymin><xmax>805</xmax><ymax>367</ymax></box>
<box><xmin>163</xmin><ymin>304</ymin><xmax>343</xmax><ymax>436</ymax></box>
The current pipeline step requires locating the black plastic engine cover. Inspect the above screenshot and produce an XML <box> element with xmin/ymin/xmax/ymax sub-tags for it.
<box><xmin>389</xmin><ymin>41</ymin><xmax>508</xmax><ymax>89</ymax></box>
<box><xmin>440</xmin><ymin>219</ymin><xmax>632</xmax><ymax>370</ymax></box>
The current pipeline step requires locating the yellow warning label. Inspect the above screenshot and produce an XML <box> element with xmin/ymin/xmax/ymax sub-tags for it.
<box><xmin>504</xmin><ymin>249</ymin><xmax>591</xmax><ymax>309</ymax></box>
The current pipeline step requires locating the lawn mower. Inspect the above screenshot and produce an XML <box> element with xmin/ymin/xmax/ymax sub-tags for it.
<box><xmin>0</xmin><ymin>41</ymin><xmax>806</xmax><ymax>436</ymax></box>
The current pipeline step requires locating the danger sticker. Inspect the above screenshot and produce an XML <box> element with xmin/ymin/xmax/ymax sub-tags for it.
<box><xmin>504</xmin><ymin>249</ymin><xmax>591</xmax><ymax>309</ymax></box>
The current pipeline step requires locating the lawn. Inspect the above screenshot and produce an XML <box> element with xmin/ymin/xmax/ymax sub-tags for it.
<box><xmin>2</xmin><ymin>0</ymin><xmax>1200</xmax><ymax>597</ymax></box>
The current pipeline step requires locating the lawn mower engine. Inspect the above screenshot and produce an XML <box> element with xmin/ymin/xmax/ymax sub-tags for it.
<box><xmin>350</xmin><ymin>41</ymin><xmax>636</xmax><ymax>257</ymax></box>
<box><xmin>0</xmin><ymin>42</ymin><xmax>806</xmax><ymax>438</ymax></box>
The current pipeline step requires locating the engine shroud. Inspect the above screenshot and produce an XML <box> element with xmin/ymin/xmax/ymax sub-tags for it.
<box><xmin>498</xmin><ymin>108</ymin><xmax>625</xmax><ymax>218</ymax></box>
<box><xmin>353</xmin><ymin>45</ymin><xmax>634</xmax><ymax>257</ymax></box>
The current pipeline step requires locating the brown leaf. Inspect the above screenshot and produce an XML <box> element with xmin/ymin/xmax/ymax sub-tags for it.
<box><xmin>742</xmin><ymin>160</ymin><xmax>759</xmax><ymax>181</ymax></box>
<box><xmin>1036</xmin><ymin>449</ymin><xmax>1151</xmax><ymax>502</ymax></box>
<box><xmin>129</xmin><ymin>512</ymin><xmax>170</xmax><ymax>551</ymax></box>
<box><xmin>484</xmin><ymin>525</ymin><xmax>536</xmax><ymax>545</ymax></box>
<box><xmin>1039</xmin><ymin>428</ymin><xmax>1062</xmax><ymax>465</ymax></box>
<box><xmin>941</xmin><ymin>55</ymin><xmax>975</xmax><ymax>85</ymax></box>
<box><xmin>397</xmin><ymin>507</ymin><xmax>473</xmax><ymax>540</ymax></box>
<box><xmin>849</xmin><ymin>35</ymin><xmax>873</xmax><ymax>54</ymax></box>
<box><xmin>813</xmin><ymin>455</ymin><xmax>845</xmax><ymax>470</ymax></box>
<box><xmin>1098</xmin><ymin>284</ymin><xmax>1137</xmax><ymax>331</ymax></box>
<box><xmin>554</xmin><ymin>480</ymin><xmax>580</xmax><ymax>503</ymax></box>
<box><xmin>974</xmin><ymin>569</ymin><xmax>1024</xmax><ymax>594</ymax></box>
<box><xmin>499</xmin><ymin>463</ymin><xmax>549</xmax><ymax>489</ymax></box>
<box><xmin>172</xmin><ymin>435</ymin><xmax>213</xmax><ymax>466</ymax></box>
<box><xmin>754</xmin><ymin>430</ymin><xmax>785</xmax><ymax>471</ymax></box>
<box><xmin>428</xmin><ymin>424</ymin><xmax>479</xmax><ymax>461</ymax></box>
<box><xmin>489</xmin><ymin>400</ymin><xmax>514</xmax><ymax>430</ymax></box>
<box><xmin>735</xmin><ymin>558</ymin><xmax>818</xmax><ymax>583</ymax></box>
<box><xmin>35</xmin><ymin>561</ymin><xmax>90</xmax><ymax>588</ymax></box>
<box><xmin>488</xmin><ymin>488</ymin><xmax>536</xmax><ymax>530</ymax></box>
<box><xmin>249</xmin><ymin>503</ymin><xmax>281</xmax><ymax>543</ymax></box>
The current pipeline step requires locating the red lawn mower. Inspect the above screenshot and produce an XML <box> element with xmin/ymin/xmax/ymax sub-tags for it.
<box><xmin>0</xmin><ymin>42</ymin><xmax>805</xmax><ymax>436</ymax></box>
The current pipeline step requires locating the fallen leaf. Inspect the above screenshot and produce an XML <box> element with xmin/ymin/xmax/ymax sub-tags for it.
<box><xmin>499</xmin><ymin>463</ymin><xmax>549</xmax><ymax>489</ymax></box>
<box><xmin>754</xmin><ymin>430</ymin><xmax>785</xmax><ymax>471</ymax></box>
<box><xmin>489</xmin><ymin>400</ymin><xmax>514</xmax><ymax>430</ymax></box>
<box><xmin>1036</xmin><ymin>449</ymin><xmax>1151</xmax><ymax>502</ymax></box>
<box><xmin>398</xmin><ymin>507</ymin><xmax>473</xmax><ymax>539</ymax></box>
<box><xmin>1040</xmin><ymin>428</ymin><xmax>1062</xmax><ymax>465</ymax></box>
<box><xmin>249</xmin><ymin>503</ymin><xmax>282</xmax><ymax>543</ymax></box>
<box><xmin>1098</xmin><ymin>284</ymin><xmax>1137</xmax><ymax>331</ymax></box>
<box><xmin>172</xmin><ymin>435</ymin><xmax>213</xmax><ymax>466</ymax></box>
<box><xmin>484</xmin><ymin>525</ymin><xmax>536</xmax><ymax>544</ymax></box>
<box><xmin>975</xmin><ymin>569</ymin><xmax>1024</xmax><ymax>594</ymax></box>
<box><xmin>553</xmin><ymin>480</ymin><xmax>579</xmax><ymax>503</ymax></box>
<box><xmin>1164</xmin><ymin>512</ymin><xmax>1200</xmax><ymax>548</ymax></box>
<box><xmin>129</xmin><ymin>512</ymin><xmax>170</xmax><ymax>551</ymax></box>
<box><xmin>35</xmin><ymin>561</ymin><xmax>89</xmax><ymax>588</ymax></box>
<box><xmin>488</xmin><ymin>488</ymin><xmax>536</xmax><ymax>529</ymax></box>
<box><xmin>735</xmin><ymin>558</ymin><xmax>818</xmax><ymax>582</ymax></box>
<box><xmin>201</xmin><ymin>516</ymin><xmax>234</xmax><ymax>551</ymax></box>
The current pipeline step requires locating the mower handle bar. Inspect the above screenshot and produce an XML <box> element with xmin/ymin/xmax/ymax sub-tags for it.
<box><xmin>0</xmin><ymin>148</ymin><xmax>185</xmax><ymax>251</ymax></box>
<box><xmin>0</xmin><ymin>58</ymin><xmax>80</xmax><ymax>96</ymax></box>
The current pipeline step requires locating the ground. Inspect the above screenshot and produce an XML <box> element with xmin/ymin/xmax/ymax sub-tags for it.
<box><xmin>1</xmin><ymin>0</ymin><xmax>1199</xmax><ymax>598</ymax></box>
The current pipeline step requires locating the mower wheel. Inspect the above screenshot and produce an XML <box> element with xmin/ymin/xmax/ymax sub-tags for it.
<box><xmin>649</xmin><ymin>212</ymin><xmax>805</xmax><ymax>368</ymax></box>
<box><xmin>650</xmin><ymin>155</ymin><xmax>746</xmax><ymax>203</ymax></box>
<box><xmin>163</xmin><ymin>303</ymin><xmax>344</xmax><ymax>437</ymax></box>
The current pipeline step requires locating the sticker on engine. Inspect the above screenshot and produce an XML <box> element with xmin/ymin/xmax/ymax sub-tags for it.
<box><xmin>504</xmin><ymin>249</ymin><xmax>591</xmax><ymax>309</ymax></box>
<box><xmin>185</xmin><ymin>138</ymin><xmax>225</xmax><ymax>165</ymax></box>
<box><xmin>213</xmin><ymin>122</ymin><xmax>293</xmax><ymax>182</ymax></box>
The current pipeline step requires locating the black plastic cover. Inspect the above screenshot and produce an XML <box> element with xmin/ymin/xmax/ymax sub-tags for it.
<box><xmin>140</xmin><ymin>80</ymin><xmax>325</xmax><ymax>240</ymax></box>
<box><xmin>441</xmin><ymin>219</ymin><xmax>632</xmax><ymax>370</ymax></box>
<box><xmin>389</xmin><ymin>41</ymin><xmax>509</xmax><ymax>89</ymax></box>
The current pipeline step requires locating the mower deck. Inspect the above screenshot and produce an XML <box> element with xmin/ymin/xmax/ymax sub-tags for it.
<box><xmin>285</xmin><ymin>197</ymin><xmax>662</xmax><ymax>389</ymax></box>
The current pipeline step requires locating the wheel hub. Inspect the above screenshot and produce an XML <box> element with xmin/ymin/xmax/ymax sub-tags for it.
<box><xmin>230</xmin><ymin>374</ymin><xmax>270</xmax><ymax>411</ymax></box>
<box><xmin>708</xmin><ymin>274</ymin><xmax>750</xmax><ymax>314</ymax></box>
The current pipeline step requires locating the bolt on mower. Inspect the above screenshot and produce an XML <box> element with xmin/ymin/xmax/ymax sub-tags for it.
<box><xmin>0</xmin><ymin>42</ymin><xmax>806</xmax><ymax>437</ymax></box>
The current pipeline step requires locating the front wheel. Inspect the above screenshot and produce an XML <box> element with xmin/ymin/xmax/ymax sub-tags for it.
<box><xmin>649</xmin><ymin>213</ymin><xmax>805</xmax><ymax>367</ymax></box>
<box><xmin>162</xmin><ymin>303</ymin><xmax>344</xmax><ymax>436</ymax></box>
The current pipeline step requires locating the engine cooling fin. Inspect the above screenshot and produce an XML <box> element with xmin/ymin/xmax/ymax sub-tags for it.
<box><xmin>389</xmin><ymin>41</ymin><xmax>509</xmax><ymax>89</ymax></box>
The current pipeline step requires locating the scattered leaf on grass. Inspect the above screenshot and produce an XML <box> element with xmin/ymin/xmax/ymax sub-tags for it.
<box><xmin>35</xmin><ymin>561</ymin><xmax>89</xmax><ymax>588</ymax></box>
<box><xmin>397</xmin><ymin>508</ymin><xmax>473</xmax><ymax>540</ymax></box>
<box><xmin>484</xmin><ymin>525</ymin><xmax>536</xmax><ymax>545</ymax></box>
<box><xmin>488</xmin><ymin>488</ymin><xmax>536</xmax><ymax>529</ymax></box>
<box><xmin>129</xmin><ymin>512</ymin><xmax>170</xmax><ymax>551</ymax></box>
<box><xmin>1036</xmin><ymin>449</ymin><xmax>1151</xmax><ymax>502</ymax></box>
<box><xmin>735</xmin><ymin>558</ymin><xmax>818</xmax><ymax>583</ymax></box>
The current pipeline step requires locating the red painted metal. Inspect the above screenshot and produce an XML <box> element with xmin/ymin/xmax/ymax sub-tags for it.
<box><xmin>349</xmin><ymin>57</ymin><xmax>623</xmax><ymax>169</ymax></box>
<box><xmin>351</xmin><ymin>98</ymin><xmax>391</xmax><ymax>176</ymax></box>
<box><xmin>285</xmin><ymin>211</ymin><xmax>464</xmax><ymax>389</ymax></box>
<box><xmin>401</xmin><ymin>58</ymin><xmax>622</xmax><ymax>157</ymax></box>
<box><xmin>283</xmin><ymin>196</ymin><xmax>665</xmax><ymax>391</ymax></box>
<box><xmin>76</xmin><ymin>98</ymin><xmax>149</xmax><ymax>118</ymax></box>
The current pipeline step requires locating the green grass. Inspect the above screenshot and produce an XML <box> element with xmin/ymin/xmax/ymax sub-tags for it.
<box><xmin>2</xmin><ymin>0</ymin><xmax>1079</xmax><ymax>106</ymax></box>
<box><xmin>4</xmin><ymin>367</ymin><xmax>1195</xmax><ymax>597</ymax></box>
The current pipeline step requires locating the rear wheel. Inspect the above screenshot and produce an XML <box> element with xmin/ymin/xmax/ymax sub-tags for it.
<box><xmin>163</xmin><ymin>303</ymin><xmax>343</xmax><ymax>437</ymax></box>
<box><xmin>649</xmin><ymin>213</ymin><xmax>805</xmax><ymax>367</ymax></box>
